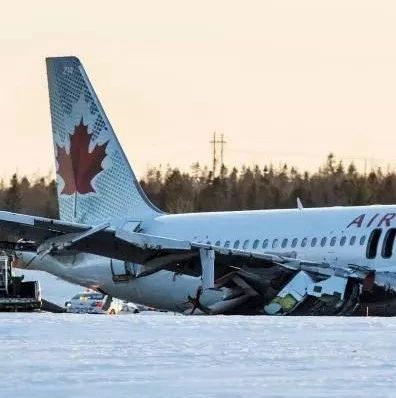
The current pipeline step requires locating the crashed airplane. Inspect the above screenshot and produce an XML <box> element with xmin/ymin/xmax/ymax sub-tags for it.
<box><xmin>2</xmin><ymin>56</ymin><xmax>396</xmax><ymax>316</ymax></box>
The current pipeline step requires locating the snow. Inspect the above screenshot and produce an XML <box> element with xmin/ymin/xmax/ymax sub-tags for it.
<box><xmin>1</xmin><ymin>315</ymin><xmax>396</xmax><ymax>398</ymax></box>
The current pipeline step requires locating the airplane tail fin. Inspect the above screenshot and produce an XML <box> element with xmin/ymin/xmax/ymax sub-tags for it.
<box><xmin>46</xmin><ymin>56</ymin><xmax>162</xmax><ymax>224</ymax></box>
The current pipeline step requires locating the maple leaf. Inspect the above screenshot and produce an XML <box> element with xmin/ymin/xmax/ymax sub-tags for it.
<box><xmin>56</xmin><ymin>119</ymin><xmax>108</xmax><ymax>195</ymax></box>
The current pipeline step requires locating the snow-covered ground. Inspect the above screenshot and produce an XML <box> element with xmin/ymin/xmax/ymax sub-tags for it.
<box><xmin>1</xmin><ymin>315</ymin><xmax>396</xmax><ymax>398</ymax></box>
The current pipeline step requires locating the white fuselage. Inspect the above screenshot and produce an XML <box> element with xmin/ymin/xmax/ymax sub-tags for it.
<box><xmin>15</xmin><ymin>205</ymin><xmax>396</xmax><ymax>312</ymax></box>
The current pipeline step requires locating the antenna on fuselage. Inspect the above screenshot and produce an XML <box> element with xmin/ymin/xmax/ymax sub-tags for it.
<box><xmin>297</xmin><ymin>197</ymin><xmax>304</xmax><ymax>211</ymax></box>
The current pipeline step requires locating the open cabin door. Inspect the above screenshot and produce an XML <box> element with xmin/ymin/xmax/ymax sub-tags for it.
<box><xmin>110</xmin><ymin>259</ymin><xmax>135</xmax><ymax>282</ymax></box>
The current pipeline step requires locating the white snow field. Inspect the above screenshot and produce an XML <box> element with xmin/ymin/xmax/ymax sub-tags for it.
<box><xmin>1</xmin><ymin>315</ymin><xmax>396</xmax><ymax>398</ymax></box>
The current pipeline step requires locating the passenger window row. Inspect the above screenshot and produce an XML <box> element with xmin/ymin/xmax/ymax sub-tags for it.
<box><xmin>211</xmin><ymin>228</ymin><xmax>396</xmax><ymax>260</ymax></box>
<box><xmin>214</xmin><ymin>235</ymin><xmax>367</xmax><ymax>251</ymax></box>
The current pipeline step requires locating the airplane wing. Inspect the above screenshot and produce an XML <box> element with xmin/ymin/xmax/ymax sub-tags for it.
<box><xmin>0</xmin><ymin>211</ymin><xmax>345</xmax><ymax>274</ymax></box>
<box><xmin>0</xmin><ymin>211</ymin><xmax>192</xmax><ymax>263</ymax></box>
<box><xmin>0</xmin><ymin>210</ymin><xmax>373</xmax><ymax>279</ymax></box>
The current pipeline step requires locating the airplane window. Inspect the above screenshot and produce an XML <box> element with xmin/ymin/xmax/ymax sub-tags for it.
<box><xmin>233</xmin><ymin>240</ymin><xmax>240</xmax><ymax>249</ymax></box>
<box><xmin>281</xmin><ymin>238</ymin><xmax>288</xmax><ymax>248</ymax></box>
<box><xmin>291</xmin><ymin>238</ymin><xmax>298</xmax><ymax>248</ymax></box>
<box><xmin>330</xmin><ymin>237</ymin><xmax>337</xmax><ymax>246</ymax></box>
<box><xmin>243</xmin><ymin>240</ymin><xmax>250</xmax><ymax>250</ymax></box>
<box><xmin>253</xmin><ymin>239</ymin><xmax>260</xmax><ymax>249</ymax></box>
<box><xmin>215</xmin><ymin>240</ymin><xmax>220</xmax><ymax>246</ymax></box>
<box><xmin>360</xmin><ymin>236</ymin><xmax>366</xmax><ymax>245</ymax></box>
<box><xmin>272</xmin><ymin>239</ymin><xmax>279</xmax><ymax>248</ymax></box>
<box><xmin>320</xmin><ymin>237</ymin><xmax>327</xmax><ymax>247</ymax></box>
<box><xmin>262</xmin><ymin>239</ymin><xmax>269</xmax><ymax>249</ymax></box>
<box><xmin>224</xmin><ymin>241</ymin><xmax>230</xmax><ymax>248</ymax></box>
<box><xmin>350</xmin><ymin>236</ymin><xmax>356</xmax><ymax>246</ymax></box>
<box><xmin>340</xmin><ymin>236</ymin><xmax>346</xmax><ymax>246</ymax></box>
<box><xmin>382</xmin><ymin>228</ymin><xmax>396</xmax><ymax>259</ymax></box>
<box><xmin>301</xmin><ymin>238</ymin><xmax>308</xmax><ymax>247</ymax></box>
<box><xmin>311</xmin><ymin>237</ymin><xmax>317</xmax><ymax>247</ymax></box>
<box><xmin>367</xmin><ymin>229</ymin><xmax>382</xmax><ymax>259</ymax></box>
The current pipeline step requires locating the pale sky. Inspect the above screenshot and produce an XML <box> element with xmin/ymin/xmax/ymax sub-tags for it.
<box><xmin>1</xmin><ymin>0</ymin><xmax>396</xmax><ymax>180</ymax></box>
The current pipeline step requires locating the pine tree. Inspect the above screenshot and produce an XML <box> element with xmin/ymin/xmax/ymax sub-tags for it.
<box><xmin>4</xmin><ymin>173</ymin><xmax>21</xmax><ymax>212</ymax></box>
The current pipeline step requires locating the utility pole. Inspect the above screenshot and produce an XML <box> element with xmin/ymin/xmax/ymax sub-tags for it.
<box><xmin>219</xmin><ymin>133</ymin><xmax>227</xmax><ymax>170</ymax></box>
<box><xmin>210</xmin><ymin>132</ymin><xmax>227</xmax><ymax>178</ymax></box>
<box><xmin>210</xmin><ymin>132</ymin><xmax>217</xmax><ymax>178</ymax></box>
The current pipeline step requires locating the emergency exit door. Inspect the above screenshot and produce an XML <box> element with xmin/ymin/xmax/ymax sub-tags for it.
<box><xmin>110</xmin><ymin>259</ymin><xmax>132</xmax><ymax>282</ymax></box>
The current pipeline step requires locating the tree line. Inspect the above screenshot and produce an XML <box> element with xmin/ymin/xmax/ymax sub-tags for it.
<box><xmin>2</xmin><ymin>154</ymin><xmax>396</xmax><ymax>217</ymax></box>
<box><xmin>141</xmin><ymin>154</ymin><xmax>396</xmax><ymax>213</ymax></box>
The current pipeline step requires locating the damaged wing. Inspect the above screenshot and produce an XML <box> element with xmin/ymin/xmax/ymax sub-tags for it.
<box><xmin>0</xmin><ymin>212</ymin><xmax>199</xmax><ymax>274</ymax></box>
<box><xmin>0</xmin><ymin>210</ymin><xmax>377</xmax><ymax>281</ymax></box>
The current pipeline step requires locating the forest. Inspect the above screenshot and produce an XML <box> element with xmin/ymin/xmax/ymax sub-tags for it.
<box><xmin>2</xmin><ymin>154</ymin><xmax>396</xmax><ymax>218</ymax></box>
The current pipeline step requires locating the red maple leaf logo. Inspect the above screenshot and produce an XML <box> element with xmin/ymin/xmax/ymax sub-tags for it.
<box><xmin>56</xmin><ymin>119</ymin><xmax>108</xmax><ymax>195</ymax></box>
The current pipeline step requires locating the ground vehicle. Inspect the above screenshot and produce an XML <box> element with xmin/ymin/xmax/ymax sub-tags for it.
<box><xmin>0</xmin><ymin>255</ymin><xmax>41</xmax><ymax>311</ymax></box>
<box><xmin>65</xmin><ymin>292</ymin><xmax>124</xmax><ymax>314</ymax></box>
